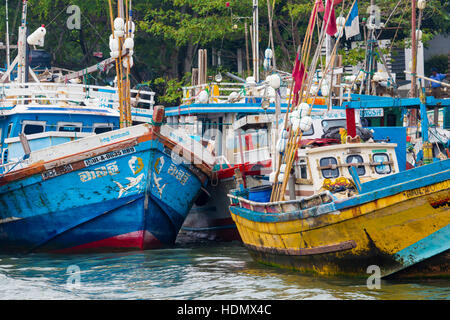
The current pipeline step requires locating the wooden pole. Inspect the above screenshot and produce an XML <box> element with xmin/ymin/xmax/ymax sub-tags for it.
<box><xmin>277</xmin><ymin>0</ymin><xmax>357</xmax><ymax>201</ymax></box>
<box><xmin>266</xmin><ymin>0</ymin><xmax>276</xmax><ymax>69</ymax></box>
<box><xmin>125</xmin><ymin>0</ymin><xmax>133</xmax><ymax>127</ymax></box>
<box><xmin>404</xmin><ymin>70</ymin><xmax>450</xmax><ymax>88</ymax></box>
<box><xmin>410</xmin><ymin>0</ymin><xmax>417</xmax><ymax>98</ymax></box>
<box><xmin>245</xmin><ymin>21</ymin><xmax>251</xmax><ymax>77</ymax></box>
<box><xmin>5</xmin><ymin>0</ymin><xmax>11</xmax><ymax>77</ymax></box>
<box><xmin>108</xmin><ymin>0</ymin><xmax>125</xmax><ymax>129</ymax></box>
<box><xmin>17</xmin><ymin>0</ymin><xmax>28</xmax><ymax>83</ymax></box>
<box><xmin>252</xmin><ymin>0</ymin><xmax>259</xmax><ymax>82</ymax></box>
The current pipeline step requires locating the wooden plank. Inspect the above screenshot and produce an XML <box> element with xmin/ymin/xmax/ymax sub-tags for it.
<box><xmin>244</xmin><ymin>240</ymin><xmax>357</xmax><ymax>256</ymax></box>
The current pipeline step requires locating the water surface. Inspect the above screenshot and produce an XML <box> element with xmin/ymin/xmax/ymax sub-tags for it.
<box><xmin>0</xmin><ymin>243</ymin><xmax>448</xmax><ymax>300</ymax></box>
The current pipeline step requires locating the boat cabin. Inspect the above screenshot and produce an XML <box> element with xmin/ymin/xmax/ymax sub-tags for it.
<box><xmin>0</xmin><ymin>83</ymin><xmax>155</xmax><ymax>171</ymax></box>
<box><xmin>287</xmin><ymin>142</ymin><xmax>399</xmax><ymax>199</ymax></box>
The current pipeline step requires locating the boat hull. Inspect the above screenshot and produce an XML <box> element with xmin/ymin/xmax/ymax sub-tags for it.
<box><xmin>179</xmin><ymin>162</ymin><xmax>271</xmax><ymax>242</ymax></box>
<box><xmin>0</xmin><ymin>129</ymin><xmax>209</xmax><ymax>253</ymax></box>
<box><xmin>180</xmin><ymin>178</ymin><xmax>242</xmax><ymax>242</ymax></box>
<box><xmin>229</xmin><ymin>161</ymin><xmax>450</xmax><ymax>278</ymax></box>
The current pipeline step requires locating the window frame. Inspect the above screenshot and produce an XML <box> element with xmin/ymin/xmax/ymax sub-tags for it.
<box><xmin>372</xmin><ymin>153</ymin><xmax>392</xmax><ymax>175</ymax></box>
<box><xmin>21</xmin><ymin>120</ymin><xmax>46</xmax><ymax>135</ymax></box>
<box><xmin>57</xmin><ymin>122</ymin><xmax>83</xmax><ymax>133</ymax></box>
<box><xmin>320</xmin><ymin>157</ymin><xmax>340</xmax><ymax>179</ymax></box>
<box><xmin>346</xmin><ymin>155</ymin><xmax>366</xmax><ymax>176</ymax></box>
<box><xmin>7</xmin><ymin>123</ymin><xmax>13</xmax><ymax>138</ymax></box>
<box><xmin>92</xmin><ymin>123</ymin><xmax>114</xmax><ymax>134</ymax></box>
<box><xmin>321</xmin><ymin>119</ymin><xmax>347</xmax><ymax>132</ymax></box>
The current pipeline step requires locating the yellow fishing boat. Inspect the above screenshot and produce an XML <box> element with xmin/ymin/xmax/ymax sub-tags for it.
<box><xmin>228</xmin><ymin>158</ymin><xmax>450</xmax><ymax>278</ymax></box>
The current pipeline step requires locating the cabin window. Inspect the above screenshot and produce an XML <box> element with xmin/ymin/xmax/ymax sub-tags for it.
<box><xmin>93</xmin><ymin>124</ymin><xmax>113</xmax><ymax>134</ymax></box>
<box><xmin>2</xmin><ymin>149</ymin><xmax>8</xmax><ymax>164</ymax></box>
<box><xmin>373</xmin><ymin>153</ymin><xmax>391</xmax><ymax>174</ymax></box>
<box><xmin>322</xmin><ymin>119</ymin><xmax>347</xmax><ymax>131</ymax></box>
<box><xmin>346</xmin><ymin>155</ymin><xmax>365</xmax><ymax>176</ymax></box>
<box><xmin>320</xmin><ymin>157</ymin><xmax>339</xmax><ymax>179</ymax></box>
<box><xmin>22</xmin><ymin>121</ymin><xmax>46</xmax><ymax>135</ymax></box>
<box><xmin>57</xmin><ymin>122</ymin><xmax>82</xmax><ymax>133</ymax></box>
<box><xmin>297</xmin><ymin>159</ymin><xmax>308</xmax><ymax>179</ymax></box>
<box><xmin>7</xmin><ymin>123</ymin><xmax>13</xmax><ymax>138</ymax></box>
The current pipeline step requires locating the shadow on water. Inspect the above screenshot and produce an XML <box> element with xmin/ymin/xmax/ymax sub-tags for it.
<box><xmin>0</xmin><ymin>242</ymin><xmax>448</xmax><ymax>300</ymax></box>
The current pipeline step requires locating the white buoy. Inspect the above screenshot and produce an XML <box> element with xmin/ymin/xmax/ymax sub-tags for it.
<box><xmin>246</xmin><ymin>76</ymin><xmax>256</xmax><ymax>84</ymax></box>
<box><xmin>265</xmin><ymin>48</ymin><xmax>273</xmax><ymax>59</ymax></box>
<box><xmin>114</xmin><ymin>30</ymin><xmax>124</xmax><ymax>38</ymax></box>
<box><xmin>197</xmin><ymin>90</ymin><xmax>209</xmax><ymax>104</ymax></box>
<box><xmin>276</xmin><ymin>138</ymin><xmax>287</xmax><ymax>153</ymax></box>
<box><xmin>321</xmin><ymin>84</ymin><xmax>330</xmax><ymax>97</ymax></box>
<box><xmin>109</xmin><ymin>37</ymin><xmax>120</xmax><ymax>51</ymax></box>
<box><xmin>228</xmin><ymin>91</ymin><xmax>239</xmax><ymax>102</ymax></box>
<box><xmin>298</xmin><ymin>103</ymin><xmax>310</xmax><ymax>118</ymax></box>
<box><xmin>114</xmin><ymin>18</ymin><xmax>125</xmax><ymax>31</ymax></box>
<box><xmin>418</xmin><ymin>0</ymin><xmax>427</xmax><ymax>10</ymax></box>
<box><xmin>416</xmin><ymin>29</ymin><xmax>423</xmax><ymax>41</ymax></box>
<box><xmin>267</xmin><ymin>74</ymin><xmax>281</xmax><ymax>89</ymax></box>
<box><xmin>127</xmin><ymin>21</ymin><xmax>136</xmax><ymax>34</ymax></box>
<box><xmin>27</xmin><ymin>26</ymin><xmax>46</xmax><ymax>46</ymax></box>
<box><xmin>123</xmin><ymin>56</ymin><xmax>134</xmax><ymax>68</ymax></box>
<box><xmin>336</xmin><ymin>16</ymin><xmax>346</xmax><ymax>27</ymax></box>
<box><xmin>300</xmin><ymin>116</ymin><xmax>313</xmax><ymax>132</ymax></box>
<box><xmin>123</xmin><ymin>37</ymin><xmax>134</xmax><ymax>50</ymax></box>
<box><xmin>110</xmin><ymin>51</ymin><xmax>120</xmax><ymax>59</ymax></box>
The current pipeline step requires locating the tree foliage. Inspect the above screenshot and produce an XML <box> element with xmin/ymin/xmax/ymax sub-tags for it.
<box><xmin>0</xmin><ymin>0</ymin><xmax>448</xmax><ymax>105</ymax></box>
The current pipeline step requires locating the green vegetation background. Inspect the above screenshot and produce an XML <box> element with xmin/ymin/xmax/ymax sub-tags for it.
<box><xmin>0</xmin><ymin>0</ymin><xmax>448</xmax><ymax>106</ymax></box>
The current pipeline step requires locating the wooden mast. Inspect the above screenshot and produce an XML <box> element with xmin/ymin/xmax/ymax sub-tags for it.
<box><xmin>410</xmin><ymin>0</ymin><xmax>417</xmax><ymax>98</ymax></box>
<box><xmin>252</xmin><ymin>0</ymin><xmax>259</xmax><ymax>82</ymax></box>
<box><xmin>5</xmin><ymin>0</ymin><xmax>11</xmax><ymax>77</ymax></box>
<box><xmin>17</xmin><ymin>0</ymin><xmax>28</xmax><ymax>83</ymax></box>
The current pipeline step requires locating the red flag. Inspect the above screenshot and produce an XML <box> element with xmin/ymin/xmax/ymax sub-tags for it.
<box><xmin>324</xmin><ymin>0</ymin><xmax>338</xmax><ymax>36</ymax></box>
<box><xmin>292</xmin><ymin>53</ymin><xmax>307</xmax><ymax>106</ymax></box>
<box><xmin>317</xmin><ymin>0</ymin><xmax>325</xmax><ymax>13</ymax></box>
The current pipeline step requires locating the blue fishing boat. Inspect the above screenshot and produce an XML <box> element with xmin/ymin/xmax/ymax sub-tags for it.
<box><xmin>0</xmin><ymin>1</ymin><xmax>216</xmax><ymax>253</ymax></box>
<box><xmin>0</xmin><ymin>106</ymin><xmax>213</xmax><ymax>253</ymax></box>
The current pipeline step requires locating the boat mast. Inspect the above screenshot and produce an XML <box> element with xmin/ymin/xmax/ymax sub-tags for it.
<box><xmin>17</xmin><ymin>0</ymin><xmax>28</xmax><ymax>83</ymax></box>
<box><xmin>252</xmin><ymin>0</ymin><xmax>259</xmax><ymax>82</ymax></box>
<box><xmin>5</xmin><ymin>0</ymin><xmax>11</xmax><ymax>77</ymax></box>
<box><xmin>410</xmin><ymin>0</ymin><xmax>417</xmax><ymax>98</ymax></box>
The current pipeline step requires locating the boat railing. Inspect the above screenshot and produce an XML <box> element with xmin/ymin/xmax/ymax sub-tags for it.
<box><xmin>0</xmin><ymin>82</ymin><xmax>156</xmax><ymax>110</ymax></box>
<box><xmin>181</xmin><ymin>81</ymin><xmax>294</xmax><ymax>104</ymax></box>
<box><xmin>228</xmin><ymin>190</ymin><xmax>335</xmax><ymax>212</ymax></box>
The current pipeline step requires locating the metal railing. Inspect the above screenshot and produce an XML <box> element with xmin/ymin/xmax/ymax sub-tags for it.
<box><xmin>181</xmin><ymin>80</ymin><xmax>294</xmax><ymax>105</ymax></box>
<box><xmin>0</xmin><ymin>82</ymin><xmax>156</xmax><ymax>110</ymax></box>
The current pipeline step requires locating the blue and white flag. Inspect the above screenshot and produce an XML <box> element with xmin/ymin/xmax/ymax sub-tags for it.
<box><xmin>345</xmin><ymin>0</ymin><xmax>360</xmax><ymax>39</ymax></box>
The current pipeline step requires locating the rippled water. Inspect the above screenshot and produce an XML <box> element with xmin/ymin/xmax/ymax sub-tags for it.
<box><xmin>0</xmin><ymin>243</ymin><xmax>449</xmax><ymax>300</ymax></box>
